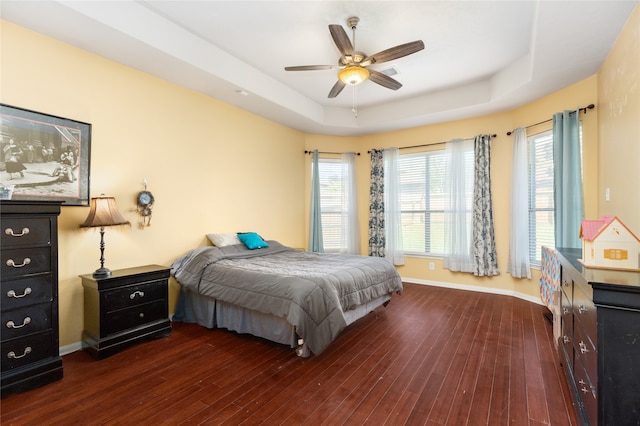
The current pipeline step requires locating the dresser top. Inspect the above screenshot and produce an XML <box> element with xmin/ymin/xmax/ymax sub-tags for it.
<box><xmin>557</xmin><ymin>247</ymin><xmax>640</xmax><ymax>290</ymax></box>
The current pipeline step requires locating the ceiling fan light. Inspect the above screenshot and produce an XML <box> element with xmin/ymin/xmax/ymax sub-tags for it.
<box><xmin>338</xmin><ymin>66</ymin><xmax>370</xmax><ymax>85</ymax></box>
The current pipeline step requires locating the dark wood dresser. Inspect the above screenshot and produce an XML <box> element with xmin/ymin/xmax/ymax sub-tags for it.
<box><xmin>0</xmin><ymin>201</ymin><xmax>63</xmax><ymax>396</ymax></box>
<box><xmin>557</xmin><ymin>248</ymin><xmax>640</xmax><ymax>425</ymax></box>
<box><xmin>80</xmin><ymin>265</ymin><xmax>171</xmax><ymax>359</ymax></box>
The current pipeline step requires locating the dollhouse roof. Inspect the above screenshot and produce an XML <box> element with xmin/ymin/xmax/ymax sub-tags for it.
<box><xmin>580</xmin><ymin>216</ymin><xmax>640</xmax><ymax>242</ymax></box>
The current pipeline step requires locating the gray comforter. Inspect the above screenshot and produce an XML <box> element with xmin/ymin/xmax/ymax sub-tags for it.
<box><xmin>170</xmin><ymin>241</ymin><xmax>402</xmax><ymax>355</ymax></box>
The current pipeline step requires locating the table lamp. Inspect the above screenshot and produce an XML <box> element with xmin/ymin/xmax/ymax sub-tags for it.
<box><xmin>80</xmin><ymin>195</ymin><xmax>130</xmax><ymax>278</ymax></box>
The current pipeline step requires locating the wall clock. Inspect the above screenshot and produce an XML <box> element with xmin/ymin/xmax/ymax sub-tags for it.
<box><xmin>136</xmin><ymin>188</ymin><xmax>154</xmax><ymax>227</ymax></box>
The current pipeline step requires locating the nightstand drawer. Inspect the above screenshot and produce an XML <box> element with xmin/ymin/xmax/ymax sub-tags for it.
<box><xmin>1</xmin><ymin>217</ymin><xmax>52</xmax><ymax>248</ymax></box>
<box><xmin>1</xmin><ymin>303</ymin><xmax>52</xmax><ymax>341</ymax></box>
<box><xmin>1</xmin><ymin>248</ymin><xmax>52</xmax><ymax>279</ymax></box>
<box><xmin>1</xmin><ymin>330</ymin><xmax>56</xmax><ymax>372</ymax></box>
<box><xmin>103</xmin><ymin>300</ymin><xmax>168</xmax><ymax>336</ymax></box>
<box><xmin>103</xmin><ymin>280</ymin><xmax>167</xmax><ymax>312</ymax></box>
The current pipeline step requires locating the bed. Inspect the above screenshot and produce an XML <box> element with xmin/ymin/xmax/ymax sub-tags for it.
<box><xmin>170</xmin><ymin>238</ymin><xmax>402</xmax><ymax>356</ymax></box>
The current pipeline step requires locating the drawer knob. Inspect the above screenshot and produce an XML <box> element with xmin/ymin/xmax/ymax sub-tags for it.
<box><xmin>7</xmin><ymin>287</ymin><xmax>32</xmax><ymax>298</ymax></box>
<box><xmin>130</xmin><ymin>290</ymin><xmax>145</xmax><ymax>300</ymax></box>
<box><xmin>579</xmin><ymin>341</ymin><xmax>589</xmax><ymax>354</ymax></box>
<box><xmin>139</xmin><ymin>312</ymin><xmax>145</xmax><ymax>319</ymax></box>
<box><xmin>7</xmin><ymin>347</ymin><xmax>32</xmax><ymax>359</ymax></box>
<box><xmin>4</xmin><ymin>227</ymin><xmax>30</xmax><ymax>237</ymax></box>
<box><xmin>6</xmin><ymin>258</ymin><xmax>31</xmax><ymax>268</ymax></box>
<box><xmin>580</xmin><ymin>386</ymin><xmax>589</xmax><ymax>394</ymax></box>
<box><xmin>6</xmin><ymin>317</ymin><xmax>31</xmax><ymax>329</ymax></box>
<box><xmin>578</xmin><ymin>305</ymin><xmax>588</xmax><ymax>314</ymax></box>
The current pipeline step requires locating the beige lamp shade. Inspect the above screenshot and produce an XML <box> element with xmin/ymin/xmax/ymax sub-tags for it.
<box><xmin>81</xmin><ymin>195</ymin><xmax>130</xmax><ymax>228</ymax></box>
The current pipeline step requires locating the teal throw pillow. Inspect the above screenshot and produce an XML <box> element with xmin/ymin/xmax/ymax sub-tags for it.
<box><xmin>237</xmin><ymin>232</ymin><xmax>269</xmax><ymax>250</ymax></box>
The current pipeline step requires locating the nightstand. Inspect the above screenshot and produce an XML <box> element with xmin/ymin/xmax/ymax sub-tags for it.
<box><xmin>80</xmin><ymin>265</ymin><xmax>171</xmax><ymax>359</ymax></box>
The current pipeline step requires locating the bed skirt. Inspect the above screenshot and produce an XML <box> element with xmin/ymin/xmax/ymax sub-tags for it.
<box><xmin>173</xmin><ymin>286</ymin><xmax>391</xmax><ymax>356</ymax></box>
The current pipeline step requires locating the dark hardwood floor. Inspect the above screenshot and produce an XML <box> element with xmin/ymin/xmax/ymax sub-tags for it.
<box><xmin>1</xmin><ymin>283</ymin><xmax>578</xmax><ymax>425</ymax></box>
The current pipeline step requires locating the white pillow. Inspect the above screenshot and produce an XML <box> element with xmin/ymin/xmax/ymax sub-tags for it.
<box><xmin>207</xmin><ymin>233</ymin><xmax>241</xmax><ymax>247</ymax></box>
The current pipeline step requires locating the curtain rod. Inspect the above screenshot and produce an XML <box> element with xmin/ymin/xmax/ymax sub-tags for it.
<box><xmin>367</xmin><ymin>133</ymin><xmax>497</xmax><ymax>154</ymax></box>
<box><xmin>304</xmin><ymin>150</ymin><xmax>361</xmax><ymax>156</ymax></box>
<box><xmin>506</xmin><ymin>103</ymin><xmax>595</xmax><ymax>136</ymax></box>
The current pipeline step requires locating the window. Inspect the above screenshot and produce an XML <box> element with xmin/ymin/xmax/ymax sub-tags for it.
<box><xmin>528</xmin><ymin>130</ymin><xmax>554</xmax><ymax>264</ymax></box>
<box><xmin>397</xmin><ymin>149</ymin><xmax>474</xmax><ymax>256</ymax></box>
<box><xmin>317</xmin><ymin>159</ymin><xmax>352</xmax><ymax>252</ymax></box>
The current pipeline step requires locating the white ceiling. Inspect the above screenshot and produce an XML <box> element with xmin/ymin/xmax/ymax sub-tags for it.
<box><xmin>1</xmin><ymin>1</ymin><xmax>637</xmax><ymax>136</ymax></box>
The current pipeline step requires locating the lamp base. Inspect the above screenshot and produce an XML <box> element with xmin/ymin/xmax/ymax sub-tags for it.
<box><xmin>92</xmin><ymin>267</ymin><xmax>112</xmax><ymax>279</ymax></box>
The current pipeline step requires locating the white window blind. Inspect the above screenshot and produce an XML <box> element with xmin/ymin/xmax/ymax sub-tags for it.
<box><xmin>397</xmin><ymin>150</ymin><xmax>473</xmax><ymax>255</ymax></box>
<box><xmin>528</xmin><ymin>131</ymin><xmax>555</xmax><ymax>264</ymax></box>
<box><xmin>318</xmin><ymin>159</ymin><xmax>349</xmax><ymax>252</ymax></box>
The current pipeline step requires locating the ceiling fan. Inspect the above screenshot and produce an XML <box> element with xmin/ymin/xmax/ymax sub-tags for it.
<box><xmin>284</xmin><ymin>17</ymin><xmax>425</xmax><ymax>99</ymax></box>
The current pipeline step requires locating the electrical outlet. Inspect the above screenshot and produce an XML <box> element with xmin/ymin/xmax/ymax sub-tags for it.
<box><xmin>605</xmin><ymin>187</ymin><xmax>610</xmax><ymax>201</ymax></box>
<box><xmin>429</xmin><ymin>262</ymin><xmax>435</xmax><ymax>270</ymax></box>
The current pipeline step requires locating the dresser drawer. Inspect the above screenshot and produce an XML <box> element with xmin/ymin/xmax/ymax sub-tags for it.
<box><xmin>560</xmin><ymin>288</ymin><xmax>573</xmax><ymax>354</ymax></box>
<box><xmin>103</xmin><ymin>299</ymin><xmax>168</xmax><ymax>336</ymax></box>
<box><xmin>574</xmin><ymin>356</ymin><xmax>598</xmax><ymax>426</ymax></box>
<box><xmin>1</xmin><ymin>248</ymin><xmax>52</xmax><ymax>279</ymax></box>
<box><xmin>1</xmin><ymin>274</ymin><xmax>53</xmax><ymax>310</ymax></box>
<box><xmin>1</xmin><ymin>303</ymin><xmax>52</xmax><ymax>341</ymax></box>
<box><xmin>573</xmin><ymin>282</ymin><xmax>596</xmax><ymax>341</ymax></box>
<box><xmin>1</xmin><ymin>330</ymin><xmax>57</xmax><ymax>372</ymax></box>
<box><xmin>103</xmin><ymin>280</ymin><xmax>168</xmax><ymax>312</ymax></box>
<box><xmin>1</xmin><ymin>217</ymin><xmax>52</xmax><ymax>248</ymax></box>
<box><xmin>573</xmin><ymin>318</ymin><xmax>597</xmax><ymax>384</ymax></box>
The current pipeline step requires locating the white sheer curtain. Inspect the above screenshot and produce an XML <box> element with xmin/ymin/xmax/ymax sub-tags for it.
<box><xmin>341</xmin><ymin>152</ymin><xmax>360</xmax><ymax>255</ymax></box>
<box><xmin>508</xmin><ymin>127</ymin><xmax>531</xmax><ymax>278</ymax></box>
<box><xmin>383</xmin><ymin>148</ymin><xmax>404</xmax><ymax>265</ymax></box>
<box><xmin>443</xmin><ymin>138</ymin><xmax>474</xmax><ymax>272</ymax></box>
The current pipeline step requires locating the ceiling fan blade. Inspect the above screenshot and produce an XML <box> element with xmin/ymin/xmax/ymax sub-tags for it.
<box><xmin>361</xmin><ymin>40</ymin><xmax>425</xmax><ymax>66</ymax></box>
<box><xmin>328</xmin><ymin>80</ymin><xmax>347</xmax><ymax>98</ymax></box>
<box><xmin>369</xmin><ymin>70</ymin><xmax>402</xmax><ymax>90</ymax></box>
<box><xmin>329</xmin><ymin>24</ymin><xmax>353</xmax><ymax>56</ymax></box>
<box><xmin>285</xmin><ymin>65</ymin><xmax>339</xmax><ymax>71</ymax></box>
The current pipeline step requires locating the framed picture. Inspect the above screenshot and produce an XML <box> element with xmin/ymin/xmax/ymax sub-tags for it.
<box><xmin>0</xmin><ymin>104</ymin><xmax>91</xmax><ymax>206</ymax></box>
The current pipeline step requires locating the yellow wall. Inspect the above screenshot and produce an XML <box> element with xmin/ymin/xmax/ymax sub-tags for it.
<box><xmin>305</xmin><ymin>76</ymin><xmax>599</xmax><ymax>301</ymax></box>
<box><xmin>1</xmin><ymin>3</ymin><xmax>638</xmax><ymax>350</ymax></box>
<box><xmin>598</xmin><ymin>4</ymin><xmax>640</xmax><ymax>233</ymax></box>
<box><xmin>1</xmin><ymin>21</ymin><xmax>306</xmax><ymax>348</ymax></box>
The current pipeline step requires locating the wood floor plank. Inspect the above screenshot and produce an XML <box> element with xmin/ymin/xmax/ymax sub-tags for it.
<box><xmin>404</xmin><ymin>288</ymin><xmax>479</xmax><ymax>424</ymax></box>
<box><xmin>487</xmin><ymin>297</ymin><xmax>514</xmax><ymax>425</ymax></box>
<box><xmin>0</xmin><ymin>283</ymin><xmax>578</xmax><ymax>426</ymax></box>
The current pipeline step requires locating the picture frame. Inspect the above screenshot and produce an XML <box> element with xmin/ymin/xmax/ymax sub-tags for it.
<box><xmin>0</xmin><ymin>104</ymin><xmax>91</xmax><ymax>206</ymax></box>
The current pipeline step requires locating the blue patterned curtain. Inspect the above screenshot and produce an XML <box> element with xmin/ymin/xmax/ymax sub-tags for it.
<box><xmin>368</xmin><ymin>149</ymin><xmax>385</xmax><ymax>257</ymax></box>
<box><xmin>472</xmin><ymin>135</ymin><xmax>499</xmax><ymax>276</ymax></box>
<box><xmin>553</xmin><ymin>110</ymin><xmax>584</xmax><ymax>249</ymax></box>
<box><xmin>309</xmin><ymin>150</ymin><xmax>324</xmax><ymax>253</ymax></box>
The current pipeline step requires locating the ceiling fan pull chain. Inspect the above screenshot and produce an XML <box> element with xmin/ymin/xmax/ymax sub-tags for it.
<box><xmin>352</xmin><ymin>86</ymin><xmax>358</xmax><ymax>118</ymax></box>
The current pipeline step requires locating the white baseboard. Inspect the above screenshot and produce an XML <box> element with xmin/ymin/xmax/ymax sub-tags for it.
<box><xmin>60</xmin><ymin>341</ymin><xmax>82</xmax><ymax>356</ymax></box>
<box><xmin>58</xmin><ymin>281</ymin><xmax>542</xmax><ymax>355</ymax></box>
<box><xmin>401</xmin><ymin>276</ymin><xmax>544</xmax><ymax>306</ymax></box>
